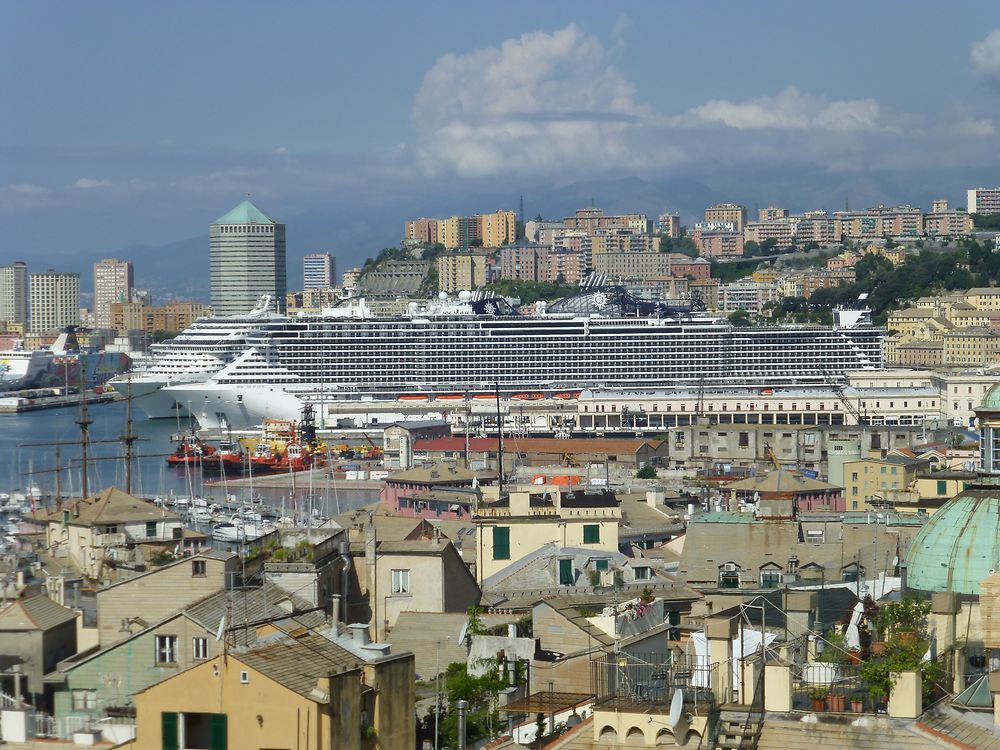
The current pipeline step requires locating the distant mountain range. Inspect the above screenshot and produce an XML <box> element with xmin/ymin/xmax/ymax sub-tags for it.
<box><xmin>38</xmin><ymin>167</ymin><xmax>999</xmax><ymax>303</ymax></box>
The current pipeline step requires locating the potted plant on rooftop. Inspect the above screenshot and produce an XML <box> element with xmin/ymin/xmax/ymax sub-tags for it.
<box><xmin>808</xmin><ymin>686</ymin><xmax>828</xmax><ymax>711</ymax></box>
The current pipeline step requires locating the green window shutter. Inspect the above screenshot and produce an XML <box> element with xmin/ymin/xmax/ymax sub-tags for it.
<box><xmin>210</xmin><ymin>713</ymin><xmax>228</xmax><ymax>750</ymax></box>
<box><xmin>161</xmin><ymin>712</ymin><xmax>178</xmax><ymax>750</ymax></box>
<box><xmin>595</xmin><ymin>558</ymin><xmax>609</xmax><ymax>572</ymax></box>
<box><xmin>493</xmin><ymin>527</ymin><xmax>510</xmax><ymax>560</ymax></box>
<box><xmin>937</xmin><ymin>480</ymin><xmax>947</xmax><ymax>495</ymax></box>
<box><xmin>146</xmin><ymin>520</ymin><xmax>157</xmax><ymax>538</ymax></box>
<box><xmin>583</xmin><ymin>524</ymin><xmax>600</xmax><ymax>544</ymax></box>
<box><xmin>559</xmin><ymin>558</ymin><xmax>574</xmax><ymax>586</ymax></box>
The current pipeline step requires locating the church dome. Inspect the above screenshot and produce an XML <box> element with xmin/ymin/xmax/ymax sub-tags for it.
<box><xmin>980</xmin><ymin>382</ymin><xmax>1000</xmax><ymax>412</ymax></box>
<box><xmin>906</xmin><ymin>477</ymin><xmax>1000</xmax><ymax>595</ymax></box>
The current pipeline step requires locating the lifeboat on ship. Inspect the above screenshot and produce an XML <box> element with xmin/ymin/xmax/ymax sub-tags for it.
<box><xmin>512</xmin><ymin>393</ymin><xmax>543</xmax><ymax>401</ymax></box>
<box><xmin>399</xmin><ymin>394</ymin><xmax>428</xmax><ymax>402</ymax></box>
<box><xmin>435</xmin><ymin>394</ymin><xmax>464</xmax><ymax>400</ymax></box>
<box><xmin>553</xmin><ymin>391</ymin><xmax>581</xmax><ymax>400</ymax></box>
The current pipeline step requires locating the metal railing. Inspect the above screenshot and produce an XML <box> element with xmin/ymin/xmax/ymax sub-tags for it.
<box><xmin>590</xmin><ymin>652</ymin><xmax>719</xmax><ymax>713</ymax></box>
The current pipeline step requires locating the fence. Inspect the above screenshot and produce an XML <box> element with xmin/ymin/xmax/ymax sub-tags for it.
<box><xmin>792</xmin><ymin>662</ymin><xmax>871</xmax><ymax>713</ymax></box>
<box><xmin>590</xmin><ymin>652</ymin><xmax>719</xmax><ymax>712</ymax></box>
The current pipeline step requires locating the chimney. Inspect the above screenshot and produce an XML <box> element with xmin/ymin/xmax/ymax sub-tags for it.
<box><xmin>348</xmin><ymin>623</ymin><xmax>371</xmax><ymax>646</ymax></box>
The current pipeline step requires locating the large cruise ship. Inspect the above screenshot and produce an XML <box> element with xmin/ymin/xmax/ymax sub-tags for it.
<box><xmin>160</xmin><ymin>286</ymin><xmax>885</xmax><ymax>430</ymax></box>
<box><xmin>109</xmin><ymin>296</ymin><xmax>281</xmax><ymax>418</ymax></box>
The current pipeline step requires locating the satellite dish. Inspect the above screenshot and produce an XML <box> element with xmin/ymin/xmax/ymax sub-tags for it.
<box><xmin>668</xmin><ymin>689</ymin><xmax>684</xmax><ymax>726</ymax></box>
<box><xmin>669</xmin><ymin>688</ymin><xmax>689</xmax><ymax>745</ymax></box>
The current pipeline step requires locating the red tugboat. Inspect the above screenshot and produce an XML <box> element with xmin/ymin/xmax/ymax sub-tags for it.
<box><xmin>166</xmin><ymin>434</ymin><xmax>218</xmax><ymax>467</ymax></box>
<box><xmin>204</xmin><ymin>437</ymin><xmax>245</xmax><ymax>475</ymax></box>
<box><xmin>248</xmin><ymin>404</ymin><xmax>325</xmax><ymax>474</ymax></box>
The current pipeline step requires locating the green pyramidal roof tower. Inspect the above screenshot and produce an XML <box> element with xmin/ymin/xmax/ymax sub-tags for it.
<box><xmin>213</xmin><ymin>200</ymin><xmax>277</xmax><ymax>226</ymax></box>
<box><xmin>209</xmin><ymin>200</ymin><xmax>286</xmax><ymax>316</ymax></box>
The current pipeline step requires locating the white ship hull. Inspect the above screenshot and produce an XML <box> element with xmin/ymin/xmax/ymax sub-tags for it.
<box><xmin>164</xmin><ymin>382</ymin><xmax>308</xmax><ymax>430</ymax></box>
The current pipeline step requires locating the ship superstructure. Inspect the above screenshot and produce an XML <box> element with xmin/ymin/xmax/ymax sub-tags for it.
<box><xmin>160</xmin><ymin>286</ymin><xmax>885</xmax><ymax>430</ymax></box>
<box><xmin>109</xmin><ymin>296</ymin><xmax>281</xmax><ymax>418</ymax></box>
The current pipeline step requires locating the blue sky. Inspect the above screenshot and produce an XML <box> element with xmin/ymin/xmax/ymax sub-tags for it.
<box><xmin>3</xmin><ymin>1</ymin><xmax>1000</xmax><ymax>277</ymax></box>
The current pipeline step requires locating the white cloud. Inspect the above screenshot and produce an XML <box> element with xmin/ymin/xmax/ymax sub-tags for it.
<box><xmin>953</xmin><ymin>117</ymin><xmax>996</xmax><ymax>136</ymax></box>
<box><xmin>5</xmin><ymin>183</ymin><xmax>48</xmax><ymax>194</ymax></box>
<box><xmin>972</xmin><ymin>29</ymin><xmax>1000</xmax><ymax>84</ymax></box>
<box><xmin>74</xmin><ymin>177</ymin><xmax>112</xmax><ymax>189</ymax></box>
<box><xmin>274</xmin><ymin>146</ymin><xmax>289</xmax><ymax>155</ymax></box>
<box><xmin>412</xmin><ymin>24</ymin><xmax>656</xmax><ymax>178</ymax></box>
<box><xmin>668</xmin><ymin>87</ymin><xmax>891</xmax><ymax>133</ymax></box>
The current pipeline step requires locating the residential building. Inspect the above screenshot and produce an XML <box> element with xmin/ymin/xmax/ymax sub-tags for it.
<box><xmin>594</xmin><ymin>251</ymin><xmax>673</xmax><ymax>280</ymax></box>
<box><xmin>286</xmin><ymin>288</ymin><xmax>340</xmax><ymax>314</ymax></box>
<box><xmin>41</xmin><ymin>487</ymin><xmax>204</xmax><ymax>583</ymax></box>
<box><xmin>341</xmin><ymin>267</ymin><xmax>361</xmax><ymax>293</ymax></box>
<box><xmin>352</xmin><ymin>522</ymin><xmax>480</xmax><ymax>639</ymax></box>
<box><xmin>95</xmin><ymin>550</ymin><xmax>239</xmax><ymax>647</ymax></box>
<box><xmin>718</xmin><ymin>280</ymin><xmax>780</xmax><ymax>315</ymax></box>
<box><xmin>704</xmin><ymin>203</ymin><xmax>747</xmax><ymax>232</ymax></box>
<box><xmin>0</xmin><ymin>594</ymin><xmax>77</xmax><ymax>706</ymax></box>
<box><xmin>540</xmin><ymin>248</ymin><xmax>585</xmax><ymax>283</ymax></box>
<box><xmin>942</xmin><ymin>326</ymin><xmax>1000</xmax><ymax>366</ymax></box>
<box><xmin>480</xmin><ymin>209</ymin><xmax>517</xmax><ymax>247</ymax></box>
<box><xmin>563</xmin><ymin>208</ymin><xmax>649</xmax><ymax>234</ymax></box>
<box><xmin>744</xmin><ymin>219</ymin><xmax>795</xmax><ymax>247</ymax></box>
<box><xmin>109</xmin><ymin>301</ymin><xmax>211</xmax><ymax>336</ymax></box>
<box><xmin>209</xmin><ymin>200</ymin><xmax>286</xmax><ymax>316</ymax></box>
<box><xmin>129</xmin><ymin>628</ymin><xmax>416</xmax><ymax>750</ymax></box>
<box><xmin>656</xmin><ymin>213</ymin><xmax>681</xmax><ymax>238</ymax></box>
<box><xmin>968</xmin><ymin>187</ymin><xmax>1000</xmax><ymax>215</ymax></box>
<box><xmin>403</xmin><ymin>217</ymin><xmax>440</xmax><ymax>245</ymax></box>
<box><xmin>689</xmin><ymin>278</ymin><xmax>720</xmax><ymax>310</ymax></box>
<box><xmin>679</xmin><ymin>510</ymin><xmax>924</xmax><ymax>589</ymax></box>
<box><xmin>758</xmin><ymin>206</ymin><xmax>789</xmax><ymax>222</ymax></box>
<box><xmin>380</xmin><ymin>463</ymin><xmax>491</xmax><ymax>518</ymax></box>
<box><xmin>474</xmin><ymin>486</ymin><xmax>622</xmax><ymax>584</ymax></box>
<box><xmin>93</xmin><ymin>258</ymin><xmax>134</xmax><ymax>329</ymax></box>
<box><xmin>590</xmin><ymin>230</ymin><xmax>660</xmax><ymax>256</ymax></box>
<box><xmin>523</xmin><ymin>219</ymin><xmax>563</xmax><ymax>244</ymax></box>
<box><xmin>437</xmin><ymin>252</ymin><xmax>490</xmax><ymax>292</ymax></box>
<box><xmin>924</xmin><ymin>208</ymin><xmax>973</xmax><ymax>236</ymax></box>
<box><xmin>438</xmin><ymin>215</ymin><xmax>476</xmax><ymax>249</ymax></box>
<box><xmin>842</xmin><ymin>455</ymin><xmax>931</xmax><ymax>510</ymax></box>
<box><xmin>302</xmin><ymin>252</ymin><xmax>337</xmax><ymax>289</ymax></box>
<box><xmin>499</xmin><ymin>244</ymin><xmax>544</xmax><ymax>282</ymax></box>
<box><xmin>691</xmin><ymin>228</ymin><xmax>744</xmax><ymax>258</ymax></box>
<box><xmin>725</xmin><ymin>470</ymin><xmax>845</xmax><ymax>514</ymax></box>
<box><xmin>29</xmin><ymin>270</ymin><xmax>80</xmax><ymax>333</ymax></box>
<box><xmin>875</xmin><ymin>205</ymin><xmax>924</xmax><ymax>237</ymax></box>
<box><xmin>0</xmin><ymin>262</ymin><xmax>28</xmax><ymax>325</ymax></box>
<box><xmin>793</xmin><ymin>212</ymin><xmax>834</xmax><ymax>244</ymax></box>
<box><xmin>932</xmin><ymin>199</ymin><xmax>950</xmax><ymax>213</ymax></box>
<box><xmin>51</xmin><ymin>581</ymin><xmax>324</xmax><ymax>725</ymax></box>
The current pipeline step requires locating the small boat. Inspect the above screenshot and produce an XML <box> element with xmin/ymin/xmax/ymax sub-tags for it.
<box><xmin>399</xmin><ymin>394</ymin><xmax>428</xmax><ymax>401</ymax></box>
<box><xmin>760</xmin><ymin>388</ymin><xmax>774</xmax><ymax>395</ymax></box>
<box><xmin>435</xmin><ymin>394</ymin><xmax>464</xmax><ymax>400</ymax></box>
<box><xmin>166</xmin><ymin>434</ymin><xmax>218</xmax><ymax>467</ymax></box>
<box><xmin>512</xmin><ymin>392</ymin><xmax>543</xmax><ymax>401</ymax></box>
<box><xmin>553</xmin><ymin>391</ymin><xmax>581</xmax><ymax>400</ymax></box>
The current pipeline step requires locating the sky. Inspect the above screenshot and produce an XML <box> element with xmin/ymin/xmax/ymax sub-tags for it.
<box><xmin>3</xmin><ymin>1</ymin><xmax>1000</xmax><ymax>285</ymax></box>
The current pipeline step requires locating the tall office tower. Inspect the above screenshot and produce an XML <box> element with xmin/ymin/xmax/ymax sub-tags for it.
<box><xmin>302</xmin><ymin>252</ymin><xmax>337</xmax><ymax>289</ymax></box>
<box><xmin>29</xmin><ymin>271</ymin><xmax>80</xmax><ymax>332</ymax></box>
<box><xmin>209</xmin><ymin>200</ymin><xmax>286</xmax><ymax>316</ymax></box>
<box><xmin>93</xmin><ymin>258</ymin><xmax>134</xmax><ymax>329</ymax></box>
<box><xmin>0</xmin><ymin>262</ymin><xmax>29</xmax><ymax>325</ymax></box>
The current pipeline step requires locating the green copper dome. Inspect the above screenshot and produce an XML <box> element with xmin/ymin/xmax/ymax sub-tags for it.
<box><xmin>213</xmin><ymin>200</ymin><xmax>275</xmax><ymax>225</ymax></box>
<box><xmin>981</xmin><ymin>382</ymin><xmax>1000</xmax><ymax>411</ymax></box>
<box><xmin>906</xmin><ymin>478</ymin><xmax>1000</xmax><ymax>594</ymax></box>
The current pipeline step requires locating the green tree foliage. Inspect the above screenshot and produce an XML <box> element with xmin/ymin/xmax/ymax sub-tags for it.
<box><xmin>485</xmin><ymin>279</ymin><xmax>578</xmax><ymax>304</ymax></box>
<box><xmin>636</xmin><ymin>464</ymin><xmax>658</xmax><ymax>479</ymax></box>
<box><xmin>743</xmin><ymin>238</ymin><xmax>781</xmax><ymax>258</ymax></box>
<box><xmin>972</xmin><ymin>213</ymin><xmax>1000</xmax><ymax>230</ymax></box>
<box><xmin>659</xmin><ymin>234</ymin><xmax>699</xmax><ymax>258</ymax></box>
<box><xmin>436</xmin><ymin>661</ymin><xmax>507</xmax><ymax>748</ymax></box>
<box><xmin>709</xmin><ymin>257</ymin><xmax>771</xmax><ymax>284</ymax></box>
<box><xmin>727</xmin><ymin>309</ymin><xmax>751</xmax><ymax>327</ymax></box>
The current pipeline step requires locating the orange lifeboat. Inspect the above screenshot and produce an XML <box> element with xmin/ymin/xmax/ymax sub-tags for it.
<box><xmin>512</xmin><ymin>393</ymin><xmax>543</xmax><ymax>401</ymax></box>
<box><xmin>399</xmin><ymin>394</ymin><xmax>428</xmax><ymax>401</ymax></box>
<box><xmin>473</xmin><ymin>394</ymin><xmax>498</xmax><ymax>400</ymax></box>
<box><xmin>553</xmin><ymin>391</ymin><xmax>581</xmax><ymax>400</ymax></box>
<box><xmin>436</xmin><ymin>394</ymin><xmax>464</xmax><ymax>400</ymax></box>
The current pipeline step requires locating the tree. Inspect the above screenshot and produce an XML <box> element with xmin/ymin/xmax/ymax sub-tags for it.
<box><xmin>636</xmin><ymin>464</ymin><xmax>658</xmax><ymax>479</ymax></box>
<box><xmin>727</xmin><ymin>309</ymin><xmax>751</xmax><ymax>327</ymax></box>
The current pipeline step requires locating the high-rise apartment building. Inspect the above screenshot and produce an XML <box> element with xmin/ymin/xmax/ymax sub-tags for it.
<box><xmin>302</xmin><ymin>252</ymin><xmax>337</xmax><ymax>289</ymax></box>
<box><xmin>967</xmin><ymin>188</ymin><xmax>1000</xmax><ymax>215</ymax></box>
<box><xmin>209</xmin><ymin>200</ymin><xmax>286</xmax><ymax>316</ymax></box>
<box><xmin>656</xmin><ymin>213</ymin><xmax>681</xmax><ymax>239</ymax></box>
<box><xmin>0</xmin><ymin>262</ymin><xmax>29</xmax><ymax>325</ymax></box>
<box><xmin>758</xmin><ymin>206</ymin><xmax>789</xmax><ymax>222</ymax></box>
<box><xmin>704</xmin><ymin>203</ymin><xmax>748</xmax><ymax>233</ymax></box>
<box><xmin>437</xmin><ymin>252</ymin><xmax>490</xmax><ymax>292</ymax></box>
<box><xmin>480</xmin><ymin>210</ymin><xmax>517</xmax><ymax>248</ymax></box>
<box><xmin>29</xmin><ymin>271</ymin><xmax>80</xmax><ymax>332</ymax></box>
<box><xmin>93</xmin><ymin>258</ymin><xmax>134</xmax><ymax>329</ymax></box>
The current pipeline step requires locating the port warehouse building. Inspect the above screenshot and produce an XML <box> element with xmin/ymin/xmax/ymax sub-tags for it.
<box><xmin>409</xmin><ymin>437</ymin><xmax>668</xmax><ymax>473</ymax></box>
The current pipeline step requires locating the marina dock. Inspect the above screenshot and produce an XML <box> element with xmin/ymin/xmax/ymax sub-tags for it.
<box><xmin>0</xmin><ymin>389</ymin><xmax>120</xmax><ymax>413</ymax></box>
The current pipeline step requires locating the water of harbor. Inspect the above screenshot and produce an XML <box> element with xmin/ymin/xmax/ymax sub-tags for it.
<box><xmin>0</xmin><ymin>401</ymin><xmax>379</xmax><ymax>518</ymax></box>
